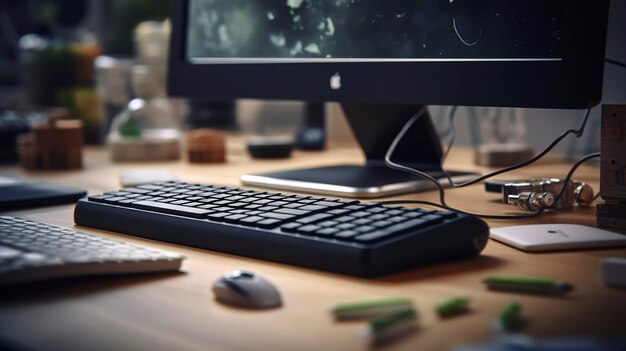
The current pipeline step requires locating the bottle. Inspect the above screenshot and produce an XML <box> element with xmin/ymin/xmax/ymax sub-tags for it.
<box><xmin>107</xmin><ymin>64</ymin><xmax>181</xmax><ymax>161</ymax></box>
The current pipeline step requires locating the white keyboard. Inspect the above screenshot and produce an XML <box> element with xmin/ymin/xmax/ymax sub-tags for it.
<box><xmin>0</xmin><ymin>216</ymin><xmax>183</xmax><ymax>286</ymax></box>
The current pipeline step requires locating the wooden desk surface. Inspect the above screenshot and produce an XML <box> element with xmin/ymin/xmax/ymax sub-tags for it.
<box><xmin>1</xmin><ymin>141</ymin><xmax>625</xmax><ymax>351</ymax></box>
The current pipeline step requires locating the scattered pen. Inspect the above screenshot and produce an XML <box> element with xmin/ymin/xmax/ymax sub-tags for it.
<box><xmin>331</xmin><ymin>297</ymin><xmax>413</xmax><ymax>320</ymax></box>
<box><xmin>493</xmin><ymin>302</ymin><xmax>521</xmax><ymax>332</ymax></box>
<box><xmin>483</xmin><ymin>275</ymin><xmax>574</xmax><ymax>295</ymax></box>
<box><xmin>434</xmin><ymin>296</ymin><xmax>469</xmax><ymax>318</ymax></box>
<box><xmin>364</xmin><ymin>308</ymin><xmax>418</xmax><ymax>344</ymax></box>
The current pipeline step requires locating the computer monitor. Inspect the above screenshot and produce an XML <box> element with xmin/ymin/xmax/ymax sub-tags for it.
<box><xmin>168</xmin><ymin>0</ymin><xmax>609</xmax><ymax>198</ymax></box>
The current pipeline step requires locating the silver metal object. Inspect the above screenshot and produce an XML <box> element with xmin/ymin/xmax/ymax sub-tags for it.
<box><xmin>574</xmin><ymin>183</ymin><xmax>594</xmax><ymax>207</ymax></box>
<box><xmin>501</xmin><ymin>178</ymin><xmax>594</xmax><ymax>210</ymax></box>
<box><xmin>508</xmin><ymin>191</ymin><xmax>555</xmax><ymax>211</ymax></box>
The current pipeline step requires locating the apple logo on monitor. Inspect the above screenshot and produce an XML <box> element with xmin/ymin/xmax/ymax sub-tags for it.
<box><xmin>330</xmin><ymin>73</ymin><xmax>341</xmax><ymax>90</ymax></box>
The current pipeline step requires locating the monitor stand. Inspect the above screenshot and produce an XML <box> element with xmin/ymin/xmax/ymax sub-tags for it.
<box><xmin>241</xmin><ymin>103</ymin><xmax>476</xmax><ymax>198</ymax></box>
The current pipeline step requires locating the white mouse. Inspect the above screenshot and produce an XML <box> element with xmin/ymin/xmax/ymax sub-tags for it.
<box><xmin>212</xmin><ymin>270</ymin><xmax>282</xmax><ymax>309</ymax></box>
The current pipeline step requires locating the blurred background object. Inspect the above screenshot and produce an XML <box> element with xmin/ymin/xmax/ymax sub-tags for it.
<box><xmin>18</xmin><ymin>108</ymin><xmax>83</xmax><ymax>170</ymax></box>
<box><xmin>0</xmin><ymin>0</ymin><xmax>625</xmax><ymax>162</ymax></box>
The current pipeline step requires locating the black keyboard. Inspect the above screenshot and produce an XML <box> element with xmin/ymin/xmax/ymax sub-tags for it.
<box><xmin>74</xmin><ymin>182</ymin><xmax>489</xmax><ymax>277</ymax></box>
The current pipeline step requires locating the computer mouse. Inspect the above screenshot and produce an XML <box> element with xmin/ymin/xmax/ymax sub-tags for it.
<box><xmin>212</xmin><ymin>270</ymin><xmax>282</xmax><ymax>309</ymax></box>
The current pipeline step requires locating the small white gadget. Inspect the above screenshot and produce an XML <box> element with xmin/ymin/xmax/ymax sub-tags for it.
<box><xmin>490</xmin><ymin>224</ymin><xmax>626</xmax><ymax>252</ymax></box>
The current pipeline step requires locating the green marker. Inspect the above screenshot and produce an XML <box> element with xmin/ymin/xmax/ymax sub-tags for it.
<box><xmin>332</xmin><ymin>297</ymin><xmax>413</xmax><ymax>320</ymax></box>
<box><xmin>483</xmin><ymin>275</ymin><xmax>574</xmax><ymax>295</ymax></box>
<box><xmin>493</xmin><ymin>302</ymin><xmax>521</xmax><ymax>332</ymax></box>
<box><xmin>364</xmin><ymin>308</ymin><xmax>417</xmax><ymax>343</ymax></box>
<box><xmin>434</xmin><ymin>296</ymin><xmax>469</xmax><ymax>317</ymax></box>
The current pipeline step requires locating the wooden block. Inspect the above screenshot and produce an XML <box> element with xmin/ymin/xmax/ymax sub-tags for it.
<box><xmin>186</xmin><ymin>129</ymin><xmax>226</xmax><ymax>163</ymax></box>
<box><xmin>18</xmin><ymin>111</ymin><xmax>83</xmax><ymax>170</ymax></box>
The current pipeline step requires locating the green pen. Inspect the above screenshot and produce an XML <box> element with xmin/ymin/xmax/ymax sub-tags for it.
<box><xmin>332</xmin><ymin>297</ymin><xmax>413</xmax><ymax>320</ymax></box>
<box><xmin>493</xmin><ymin>302</ymin><xmax>521</xmax><ymax>332</ymax></box>
<box><xmin>364</xmin><ymin>308</ymin><xmax>418</xmax><ymax>342</ymax></box>
<box><xmin>483</xmin><ymin>275</ymin><xmax>574</xmax><ymax>295</ymax></box>
<box><xmin>434</xmin><ymin>296</ymin><xmax>469</xmax><ymax>317</ymax></box>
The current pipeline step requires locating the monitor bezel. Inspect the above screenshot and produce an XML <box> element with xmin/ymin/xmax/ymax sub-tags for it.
<box><xmin>168</xmin><ymin>0</ymin><xmax>609</xmax><ymax>109</ymax></box>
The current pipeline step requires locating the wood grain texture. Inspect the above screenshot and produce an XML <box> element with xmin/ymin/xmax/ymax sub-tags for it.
<box><xmin>0</xmin><ymin>140</ymin><xmax>624</xmax><ymax>351</ymax></box>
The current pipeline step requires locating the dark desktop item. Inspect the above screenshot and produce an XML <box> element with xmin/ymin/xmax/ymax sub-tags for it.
<box><xmin>296</xmin><ymin>127</ymin><xmax>325</xmax><ymax>151</ymax></box>
<box><xmin>213</xmin><ymin>270</ymin><xmax>282</xmax><ymax>309</ymax></box>
<box><xmin>74</xmin><ymin>181</ymin><xmax>489</xmax><ymax>277</ymax></box>
<box><xmin>247</xmin><ymin>136</ymin><xmax>294</xmax><ymax>159</ymax></box>
<box><xmin>0</xmin><ymin>111</ymin><xmax>44</xmax><ymax>163</ymax></box>
<box><xmin>169</xmin><ymin>0</ymin><xmax>609</xmax><ymax>198</ymax></box>
<box><xmin>0</xmin><ymin>176</ymin><xmax>86</xmax><ymax>210</ymax></box>
<box><xmin>598</xmin><ymin>104</ymin><xmax>626</xmax><ymax>230</ymax></box>
<box><xmin>0</xmin><ymin>216</ymin><xmax>183</xmax><ymax>286</ymax></box>
<box><xmin>295</xmin><ymin>102</ymin><xmax>326</xmax><ymax>151</ymax></box>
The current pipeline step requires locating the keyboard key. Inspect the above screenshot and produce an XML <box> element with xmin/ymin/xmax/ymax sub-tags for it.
<box><xmin>297</xmin><ymin>225</ymin><xmax>321</xmax><ymax>234</ymax></box>
<box><xmin>353</xmin><ymin>230</ymin><xmax>392</xmax><ymax>242</ymax></box>
<box><xmin>122</xmin><ymin>188</ymin><xmax>152</xmax><ymax>194</ymax></box>
<box><xmin>386</xmin><ymin>218</ymin><xmax>430</xmax><ymax>233</ymax></box>
<box><xmin>280</xmin><ymin>223</ymin><xmax>301</xmax><ymax>232</ymax></box>
<box><xmin>315</xmin><ymin>228</ymin><xmax>339</xmax><ymax>236</ymax></box>
<box><xmin>338</xmin><ymin>223</ymin><xmax>356</xmax><ymax>230</ymax></box>
<box><xmin>313</xmin><ymin>201</ymin><xmax>343</xmax><ymax>207</ymax></box>
<box><xmin>335</xmin><ymin>216</ymin><xmax>355</xmax><ymax>222</ymax></box>
<box><xmin>356</xmin><ymin>225</ymin><xmax>375</xmax><ymax>233</ymax></box>
<box><xmin>403</xmin><ymin>211</ymin><xmax>425</xmax><ymax>218</ymax></box>
<box><xmin>88</xmin><ymin>194</ymin><xmax>112</xmax><ymax>203</ymax></box>
<box><xmin>419</xmin><ymin>214</ymin><xmax>444</xmax><ymax>224</ymax></box>
<box><xmin>372</xmin><ymin>220</ymin><xmax>392</xmax><ymax>228</ymax></box>
<box><xmin>297</xmin><ymin>213</ymin><xmax>333</xmax><ymax>224</ymax></box>
<box><xmin>268</xmin><ymin>201</ymin><xmax>289</xmax><ymax>207</ymax></box>
<box><xmin>369</xmin><ymin>214</ymin><xmax>388</xmax><ymax>220</ymax></box>
<box><xmin>299</xmin><ymin>205</ymin><xmax>327</xmax><ymax>211</ymax></box>
<box><xmin>240</xmin><ymin>216</ymin><xmax>264</xmax><ymax>225</ymax></box>
<box><xmin>439</xmin><ymin>211</ymin><xmax>458</xmax><ymax>219</ymax></box>
<box><xmin>334</xmin><ymin>230</ymin><xmax>359</xmax><ymax>239</ymax></box>
<box><xmin>256</xmin><ymin>219</ymin><xmax>282</xmax><ymax>228</ymax></box>
<box><xmin>276</xmin><ymin>208</ymin><xmax>310</xmax><ymax>216</ymax></box>
<box><xmin>260</xmin><ymin>212</ymin><xmax>294</xmax><ymax>220</ymax></box>
<box><xmin>207</xmin><ymin>212</ymin><xmax>231</xmax><ymax>221</ymax></box>
<box><xmin>318</xmin><ymin>220</ymin><xmax>339</xmax><ymax>227</ymax></box>
<box><xmin>184</xmin><ymin>202</ymin><xmax>203</xmax><ymax>207</ymax></box>
<box><xmin>223</xmin><ymin>214</ymin><xmax>249</xmax><ymax>223</ymax></box>
<box><xmin>132</xmin><ymin>201</ymin><xmax>211</xmax><ymax>218</ymax></box>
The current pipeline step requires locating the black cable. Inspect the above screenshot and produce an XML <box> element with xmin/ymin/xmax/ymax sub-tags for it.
<box><xmin>442</xmin><ymin>106</ymin><xmax>458</xmax><ymax>162</ymax></box>
<box><xmin>606</xmin><ymin>57</ymin><xmax>626</xmax><ymax>70</ymax></box>
<box><xmin>381</xmin><ymin>152</ymin><xmax>601</xmax><ymax>220</ymax></box>
<box><xmin>442</xmin><ymin>108</ymin><xmax>591</xmax><ymax>188</ymax></box>
<box><xmin>383</xmin><ymin>107</ymin><xmax>597</xmax><ymax>219</ymax></box>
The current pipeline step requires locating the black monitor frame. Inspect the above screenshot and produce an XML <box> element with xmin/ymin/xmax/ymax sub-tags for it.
<box><xmin>169</xmin><ymin>0</ymin><xmax>609</xmax><ymax>109</ymax></box>
<box><xmin>168</xmin><ymin>1</ymin><xmax>609</xmax><ymax>198</ymax></box>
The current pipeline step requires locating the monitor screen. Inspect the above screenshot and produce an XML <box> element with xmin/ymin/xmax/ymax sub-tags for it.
<box><xmin>186</xmin><ymin>0</ymin><xmax>564</xmax><ymax>63</ymax></box>
<box><xmin>170</xmin><ymin>0</ymin><xmax>608</xmax><ymax>109</ymax></box>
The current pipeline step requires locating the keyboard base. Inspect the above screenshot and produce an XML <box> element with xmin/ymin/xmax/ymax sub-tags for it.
<box><xmin>75</xmin><ymin>199</ymin><xmax>488</xmax><ymax>277</ymax></box>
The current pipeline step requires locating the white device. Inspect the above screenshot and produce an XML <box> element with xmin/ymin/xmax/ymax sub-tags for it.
<box><xmin>120</xmin><ymin>169</ymin><xmax>178</xmax><ymax>187</ymax></box>
<box><xmin>602</xmin><ymin>257</ymin><xmax>626</xmax><ymax>288</ymax></box>
<box><xmin>490</xmin><ymin>224</ymin><xmax>626</xmax><ymax>252</ymax></box>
